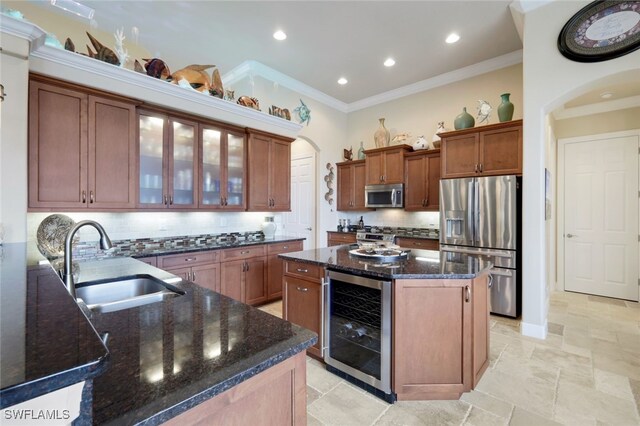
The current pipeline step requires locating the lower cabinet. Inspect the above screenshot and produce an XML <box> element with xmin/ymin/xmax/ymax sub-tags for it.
<box><xmin>220</xmin><ymin>246</ymin><xmax>267</xmax><ymax>305</ymax></box>
<box><xmin>266</xmin><ymin>240</ymin><xmax>304</xmax><ymax>301</ymax></box>
<box><xmin>158</xmin><ymin>251</ymin><xmax>220</xmax><ymax>293</ymax></box>
<box><xmin>327</xmin><ymin>232</ymin><xmax>357</xmax><ymax>247</ymax></box>
<box><xmin>393</xmin><ymin>274</ymin><xmax>489</xmax><ymax>400</ymax></box>
<box><xmin>283</xmin><ymin>260</ymin><xmax>325</xmax><ymax>358</ymax></box>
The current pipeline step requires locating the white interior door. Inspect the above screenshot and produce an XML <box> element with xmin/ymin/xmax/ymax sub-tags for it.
<box><xmin>284</xmin><ymin>152</ymin><xmax>316</xmax><ymax>249</ymax></box>
<box><xmin>561</xmin><ymin>134</ymin><xmax>639</xmax><ymax>301</ymax></box>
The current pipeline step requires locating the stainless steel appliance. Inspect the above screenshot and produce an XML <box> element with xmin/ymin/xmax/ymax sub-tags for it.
<box><xmin>440</xmin><ymin>175</ymin><xmax>521</xmax><ymax>317</ymax></box>
<box><xmin>324</xmin><ymin>270</ymin><xmax>394</xmax><ymax>401</ymax></box>
<box><xmin>365</xmin><ymin>183</ymin><xmax>403</xmax><ymax>208</ymax></box>
<box><xmin>351</xmin><ymin>231</ymin><xmax>408</xmax><ymax>261</ymax></box>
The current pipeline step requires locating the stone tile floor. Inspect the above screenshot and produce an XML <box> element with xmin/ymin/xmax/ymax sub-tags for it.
<box><xmin>258</xmin><ymin>291</ymin><xmax>640</xmax><ymax>425</ymax></box>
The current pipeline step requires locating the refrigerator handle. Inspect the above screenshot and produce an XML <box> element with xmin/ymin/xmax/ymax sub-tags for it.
<box><xmin>474</xmin><ymin>179</ymin><xmax>480</xmax><ymax>245</ymax></box>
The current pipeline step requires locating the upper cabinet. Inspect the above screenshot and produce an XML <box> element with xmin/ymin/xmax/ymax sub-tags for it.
<box><xmin>404</xmin><ymin>149</ymin><xmax>440</xmax><ymax>211</ymax></box>
<box><xmin>440</xmin><ymin>120</ymin><xmax>523</xmax><ymax>179</ymax></box>
<box><xmin>364</xmin><ymin>145</ymin><xmax>412</xmax><ymax>185</ymax></box>
<box><xmin>337</xmin><ymin>160</ymin><xmax>370</xmax><ymax>211</ymax></box>
<box><xmin>246</xmin><ymin>130</ymin><xmax>294</xmax><ymax>211</ymax></box>
<box><xmin>200</xmin><ymin>125</ymin><xmax>246</xmax><ymax>210</ymax></box>
<box><xmin>28</xmin><ymin>79</ymin><xmax>136</xmax><ymax>210</ymax></box>
<box><xmin>138</xmin><ymin>110</ymin><xmax>198</xmax><ymax>209</ymax></box>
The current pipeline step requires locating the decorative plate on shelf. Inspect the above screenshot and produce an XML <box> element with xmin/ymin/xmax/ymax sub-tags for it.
<box><xmin>558</xmin><ymin>1</ymin><xmax>640</xmax><ymax>62</ymax></box>
<box><xmin>37</xmin><ymin>214</ymin><xmax>78</xmax><ymax>259</ymax></box>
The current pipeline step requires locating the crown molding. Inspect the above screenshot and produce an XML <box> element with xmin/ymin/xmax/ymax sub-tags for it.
<box><xmin>28</xmin><ymin>45</ymin><xmax>303</xmax><ymax>137</ymax></box>
<box><xmin>553</xmin><ymin>95</ymin><xmax>640</xmax><ymax>120</ymax></box>
<box><xmin>223</xmin><ymin>60</ymin><xmax>349</xmax><ymax>113</ymax></box>
<box><xmin>347</xmin><ymin>50</ymin><xmax>523</xmax><ymax>113</ymax></box>
<box><xmin>0</xmin><ymin>14</ymin><xmax>46</xmax><ymax>44</ymax></box>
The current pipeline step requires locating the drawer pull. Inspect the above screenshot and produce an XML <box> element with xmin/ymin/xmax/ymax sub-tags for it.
<box><xmin>241</xmin><ymin>250</ymin><xmax>250</xmax><ymax>254</ymax></box>
<box><xmin>296</xmin><ymin>268</ymin><xmax>308</xmax><ymax>273</ymax></box>
<box><xmin>283</xmin><ymin>246</ymin><xmax>288</xmax><ymax>249</ymax></box>
<box><xmin>465</xmin><ymin>286</ymin><xmax>471</xmax><ymax>303</ymax></box>
<box><xmin>185</xmin><ymin>257</ymin><xmax>196</xmax><ymax>262</ymax></box>
<box><xmin>296</xmin><ymin>286</ymin><xmax>308</xmax><ymax>292</ymax></box>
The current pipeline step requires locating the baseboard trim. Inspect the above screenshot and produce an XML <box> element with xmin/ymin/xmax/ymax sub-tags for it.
<box><xmin>520</xmin><ymin>320</ymin><xmax>547</xmax><ymax>340</ymax></box>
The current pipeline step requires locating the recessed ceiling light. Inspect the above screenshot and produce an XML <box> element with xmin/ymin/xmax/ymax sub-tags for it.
<box><xmin>384</xmin><ymin>58</ymin><xmax>396</xmax><ymax>67</ymax></box>
<box><xmin>600</xmin><ymin>92</ymin><xmax>613</xmax><ymax>99</ymax></box>
<box><xmin>273</xmin><ymin>30</ymin><xmax>287</xmax><ymax>41</ymax></box>
<box><xmin>446</xmin><ymin>33</ymin><xmax>460</xmax><ymax>44</ymax></box>
<box><xmin>337</xmin><ymin>77</ymin><xmax>348</xmax><ymax>85</ymax></box>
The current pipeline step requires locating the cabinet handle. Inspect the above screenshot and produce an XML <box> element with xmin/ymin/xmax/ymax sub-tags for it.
<box><xmin>169</xmin><ymin>195</ymin><xmax>173</xmax><ymax>205</ymax></box>
<box><xmin>90</xmin><ymin>191</ymin><xmax>94</xmax><ymax>203</ymax></box>
<box><xmin>185</xmin><ymin>257</ymin><xmax>196</xmax><ymax>262</ymax></box>
<box><xmin>296</xmin><ymin>268</ymin><xmax>308</xmax><ymax>273</ymax></box>
<box><xmin>245</xmin><ymin>262</ymin><xmax>249</xmax><ymax>272</ymax></box>
<box><xmin>192</xmin><ymin>271</ymin><xmax>196</xmax><ymax>281</ymax></box>
<box><xmin>164</xmin><ymin>195</ymin><xmax>168</xmax><ymax>205</ymax></box>
<box><xmin>474</xmin><ymin>164</ymin><xmax>479</xmax><ymax>173</ymax></box>
<box><xmin>241</xmin><ymin>250</ymin><xmax>250</xmax><ymax>254</ymax></box>
<box><xmin>283</xmin><ymin>246</ymin><xmax>288</xmax><ymax>249</ymax></box>
<box><xmin>82</xmin><ymin>190</ymin><xmax>86</xmax><ymax>203</ymax></box>
<box><xmin>296</xmin><ymin>286</ymin><xmax>308</xmax><ymax>292</ymax></box>
<box><xmin>479</xmin><ymin>163</ymin><xmax>483</xmax><ymax>173</ymax></box>
<box><xmin>488</xmin><ymin>274</ymin><xmax>493</xmax><ymax>288</ymax></box>
<box><xmin>465</xmin><ymin>285</ymin><xmax>471</xmax><ymax>303</ymax></box>
<box><xmin>225</xmin><ymin>197</ymin><xmax>228</xmax><ymax>206</ymax></box>
<box><xmin>424</xmin><ymin>195</ymin><xmax>428</xmax><ymax>205</ymax></box>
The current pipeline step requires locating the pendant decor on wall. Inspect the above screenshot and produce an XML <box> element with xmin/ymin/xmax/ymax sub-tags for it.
<box><xmin>558</xmin><ymin>1</ymin><xmax>640</xmax><ymax>62</ymax></box>
<box><xmin>294</xmin><ymin>99</ymin><xmax>311</xmax><ymax>125</ymax></box>
<box><xmin>324</xmin><ymin>163</ymin><xmax>335</xmax><ymax>208</ymax></box>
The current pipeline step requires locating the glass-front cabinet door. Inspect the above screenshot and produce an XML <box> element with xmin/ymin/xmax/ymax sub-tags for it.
<box><xmin>139</xmin><ymin>112</ymin><xmax>167</xmax><ymax>207</ymax></box>
<box><xmin>199</xmin><ymin>125</ymin><xmax>245</xmax><ymax>209</ymax></box>
<box><xmin>169</xmin><ymin>118</ymin><xmax>198</xmax><ymax>208</ymax></box>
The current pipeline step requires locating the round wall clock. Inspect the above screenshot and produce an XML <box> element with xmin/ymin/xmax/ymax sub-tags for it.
<box><xmin>558</xmin><ymin>0</ymin><xmax>640</xmax><ymax>62</ymax></box>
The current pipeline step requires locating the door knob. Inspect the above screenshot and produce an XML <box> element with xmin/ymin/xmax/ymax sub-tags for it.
<box><xmin>566</xmin><ymin>233</ymin><xmax>576</xmax><ymax>238</ymax></box>
<box><xmin>306</xmin><ymin>227</ymin><xmax>312</xmax><ymax>231</ymax></box>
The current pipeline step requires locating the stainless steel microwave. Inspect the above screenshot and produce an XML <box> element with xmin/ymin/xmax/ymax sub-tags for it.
<box><xmin>365</xmin><ymin>184</ymin><xmax>404</xmax><ymax>208</ymax></box>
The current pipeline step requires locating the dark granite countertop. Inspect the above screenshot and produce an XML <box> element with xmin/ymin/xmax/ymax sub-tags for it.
<box><xmin>72</xmin><ymin>257</ymin><xmax>316</xmax><ymax>425</ymax></box>
<box><xmin>0</xmin><ymin>243</ymin><xmax>109</xmax><ymax>409</ymax></box>
<box><xmin>279</xmin><ymin>245</ymin><xmax>490</xmax><ymax>279</ymax></box>
<box><xmin>115</xmin><ymin>235</ymin><xmax>305</xmax><ymax>259</ymax></box>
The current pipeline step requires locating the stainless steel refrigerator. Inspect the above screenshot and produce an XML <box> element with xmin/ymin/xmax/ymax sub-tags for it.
<box><xmin>439</xmin><ymin>175</ymin><xmax>521</xmax><ymax>317</ymax></box>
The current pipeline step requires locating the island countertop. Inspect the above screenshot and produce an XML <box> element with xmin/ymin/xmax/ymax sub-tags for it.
<box><xmin>73</xmin><ymin>257</ymin><xmax>316</xmax><ymax>425</ymax></box>
<box><xmin>279</xmin><ymin>245</ymin><xmax>491</xmax><ymax>279</ymax></box>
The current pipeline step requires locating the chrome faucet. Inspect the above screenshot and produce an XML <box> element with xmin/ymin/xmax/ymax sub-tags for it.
<box><xmin>63</xmin><ymin>220</ymin><xmax>113</xmax><ymax>298</ymax></box>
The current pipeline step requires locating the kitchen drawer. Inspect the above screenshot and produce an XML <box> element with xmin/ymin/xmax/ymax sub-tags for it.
<box><xmin>395</xmin><ymin>237</ymin><xmax>439</xmax><ymax>251</ymax></box>
<box><xmin>284</xmin><ymin>260</ymin><xmax>324</xmax><ymax>283</ymax></box>
<box><xmin>221</xmin><ymin>245</ymin><xmax>266</xmax><ymax>261</ymax></box>
<box><xmin>136</xmin><ymin>256</ymin><xmax>157</xmax><ymax>267</ymax></box>
<box><xmin>159</xmin><ymin>250</ymin><xmax>218</xmax><ymax>269</ymax></box>
<box><xmin>267</xmin><ymin>240</ymin><xmax>303</xmax><ymax>255</ymax></box>
<box><xmin>327</xmin><ymin>232</ymin><xmax>356</xmax><ymax>244</ymax></box>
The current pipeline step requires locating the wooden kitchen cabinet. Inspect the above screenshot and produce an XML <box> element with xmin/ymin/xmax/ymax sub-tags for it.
<box><xmin>159</xmin><ymin>251</ymin><xmax>220</xmax><ymax>292</ymax></box>
<box><xmin>246</xmin><ymin>130</ymin><xmax>294</xmax><ymax>211</ymax></box>
<box><xmin>283</xmin><ymin>260</ymin><xmax>325</xmax><ymax>358</ymax></box>
<box><xmin>393</xmin><ymin>273</ymin><xmax>489</xmax><ymax>400</ymax></box>
<box><xmin>200</xmin><ymin>124</ymin><xmax>246</xmax><ymax>210</ymax></box>
<box><xmin>404</xmin><ymin>149</ymin><xmax>440</xmax><ymax>211</ymax></box>
<box><xmin>440</xmin><ymin>120</ymin><xmax>522</xmax><ymax>179</ymax></box>
<box><xmin>267</xmin><ymin>240</ymin><xmax>304</xmax><ymax>301</ymax></box>
<box><xmin>29</xmin><ymin>79</ymin><xmax>136</xmax><ymax>210</ymax></box>
<box><xmin>364</xmin><ymin>145</ymin><xmax>412</xmax><ymax>185</ymax></box>
<box><xmin>395</xmin><ymin>237</ymin><xmax>439</xmax><ymax>251</ymax></box>
<box><xmin>138</xmin><ymin>110</ymin><xmax>199</xmax><ymax>209</ymax></box>
<box><xmin>327</xmin><ymin>232</ymin><xmax>357</xmax><ymax>247</ymax></box>
<box><xmin>337</xmin><ymin>160</ymin><xmax>370</xmax><ymax>211</ymax></box>
<box><xmin>220</xmin><ymin>245</ymin><xmax>267</xmax><ymax>305</ymax></box>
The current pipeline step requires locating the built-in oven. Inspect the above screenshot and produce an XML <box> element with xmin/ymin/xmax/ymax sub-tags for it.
<box><xmin>323</xmin><ymin>270</ymin><xmax>394</xmax><ymax>401</ymax></box>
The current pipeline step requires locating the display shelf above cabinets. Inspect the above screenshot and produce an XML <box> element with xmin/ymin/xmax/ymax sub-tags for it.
<box><xmin>440</xmin><ymin>120</ymin><xmax>522</xmax><ymax>179</ymax></box>
<box><xmin>199</xmin><ymin>124</ymin><xmax>246</xmax><ymax>210</ymax></box>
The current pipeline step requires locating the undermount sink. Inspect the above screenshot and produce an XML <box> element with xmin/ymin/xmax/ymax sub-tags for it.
<box><xmin>76</xmin><ymin>274</ymin><xmax>185</xmax><ymax>313</ymax></box>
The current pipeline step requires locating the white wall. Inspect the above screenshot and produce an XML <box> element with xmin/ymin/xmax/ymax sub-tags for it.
<box><xmin>521</xmin><ymin>0</ymin><xmax>640</xmax><ymax>338</ymax></box>
<box><xmin>0</xmin><ymin>33</ymin><xmax>29</xmax><ymax>243</ymax></box>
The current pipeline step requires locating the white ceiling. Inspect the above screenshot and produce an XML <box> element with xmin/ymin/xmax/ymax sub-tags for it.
<box><xmin>31</xmin><ymin>0</ymin><xmax>523</xmax><ymax>104</ymax></box>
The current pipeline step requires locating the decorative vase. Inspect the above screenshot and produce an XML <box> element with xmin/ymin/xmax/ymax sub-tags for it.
<box><xmin>413</xmin><ymin>136</ymin><xmax>428</xmax><ymax>151</ymax></box>
<box><xmin>454</xmin><ymin>107</ymin><xmax>475</xmax><ymax>130</ymax></box>
<box><xmin>498</xmin><ymin>93</ymin><xmax>514</xmax><ymax>122</ymax></box>
<box><xmin>374</xmin><ymin>118</ymin><xmax>390</xmax><ymax>148</ymax></box>
<box><xmin>262</xmin><ymin>216</ymin><xmax>277</xmax><ymax>239</ymax></box>
<box><xmin>357</xmin><ymin>141</ymin><xmax>366</xmax><ymax>160</ymax></box>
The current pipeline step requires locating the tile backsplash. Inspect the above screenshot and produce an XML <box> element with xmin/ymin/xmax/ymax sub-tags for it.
<box><xmin>336</xmin><ymin>211</ymin><xmax>440</xmax><ymax>231</ymax></box>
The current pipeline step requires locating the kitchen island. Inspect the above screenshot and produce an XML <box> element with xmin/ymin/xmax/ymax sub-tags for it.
<box><xmin>1</xmin><ymin>246</ymin><xmax>315</xmax><ymax>425</ymax></box>
<box><xmin>279</xmin><ymin>244</ymin><xmax>491</xmax><ymax>401</ymax></box>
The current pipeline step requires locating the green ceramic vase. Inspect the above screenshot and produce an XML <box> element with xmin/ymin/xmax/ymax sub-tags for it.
<box><xmin>454</xmin><ymin>107</ymin><xmax>474</xmax><ymax>130</ymax></box>
<box><xmin>498</xmin><ymin>93</ymin><xmax>514</xmax><ymax>122</ymax></box>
